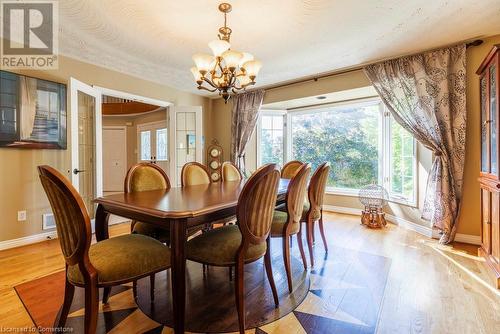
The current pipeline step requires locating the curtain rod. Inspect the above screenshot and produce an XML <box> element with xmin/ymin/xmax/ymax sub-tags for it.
<box><xmin>259</xmin><ymin>39</ymin><xmax>483</xmax><ymax>92</ymax></box>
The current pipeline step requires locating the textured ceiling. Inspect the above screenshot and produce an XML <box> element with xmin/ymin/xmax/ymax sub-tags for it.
<box><xmin>57</xmin><ymin>0</ymin><xmax>500</xmax><ymax>96</ymax></box>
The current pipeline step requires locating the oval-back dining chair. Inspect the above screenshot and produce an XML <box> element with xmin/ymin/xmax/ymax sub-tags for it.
<box><xmin>281</xmin><ymin>160</ymin><xmax>304</xmax><ymax>179</ymax></box>
<box><xmin>222</xmin><ymin>161</ymin><xmax>243</xmax><ymax>182</ymax></box>
<box><xmin>181</xmin><ymin>161</ymin><xmax>211</xmax><ymax>186</ymax></box>
<box><xmin>271</xmin><ymin>162</ymin><xmax>311</xmax><ymax>292</ymax></box>
<box><xmin>125</xmin><ymin>162</ymin><xmax>171</xmax><ymax>300</ymax></box>
<box><xmin>302</xmin><ymin>162</ymin><xmax>331</xmax><ymax>266</ymax></box>
<box><xmin>126</xmin><ymin>162</ymin><xmax>171</xmax><ymax>243</ymax></box>
<box><xmin>186</xmin><ymin>164</ymin><xmax>281</xmax><ymax>334</ymax></box>
<box><xmin>38</xmin><ymin>165</ymin><xmax>171</xmax><ymax>334</ymax></box>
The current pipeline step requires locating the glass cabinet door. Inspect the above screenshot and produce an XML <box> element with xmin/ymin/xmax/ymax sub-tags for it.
<box><xmin>481</xmin><ymin>75</ymin><xmax>489</xmax><ymax>173</ymax></box>
<box><xmin>491</xmin><ymin>64</ymin><xmax>498</xmax><ymax>175</ymax></box>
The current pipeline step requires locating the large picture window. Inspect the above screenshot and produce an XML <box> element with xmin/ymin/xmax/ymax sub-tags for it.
<box><xmin>257</xmin><ymin>98</ymin><xmax>417</xmax><ymax>204</ymax></box>
<box><xmin>291</xmin><ymin>101</ymin><xmax>381</xmax><ymax>190</ymax></box>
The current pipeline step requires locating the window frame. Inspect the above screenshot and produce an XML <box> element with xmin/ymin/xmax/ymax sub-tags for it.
<box><xmin>256</xmin><ymin>109</ymin><xmax>287</xmax><ymax>167</ymax></box>
<box><xmin>257</xmin><ymin>97</ymin><xmax>418</xmax><ymax>206</ymax></box>
<box><xmin>382</xmin><ymin>110</ymin><xmax>418</xmax><ymax>206</ymax></box>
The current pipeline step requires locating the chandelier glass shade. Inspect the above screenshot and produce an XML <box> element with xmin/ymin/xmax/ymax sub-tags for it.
<box><xmin>191</xmin><ymin>3</ymin><xmax>262</xmax><ymax>103</ymax></box>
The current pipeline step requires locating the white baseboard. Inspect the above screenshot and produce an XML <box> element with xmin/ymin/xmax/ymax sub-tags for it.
<box><xmin>454</xmin><ymin>233</ymin><xmax>481</xmax><ymax>245</ymax></box>
<box><xmin>323</xmin><ymin>205</ymin><xmax>362</xmax><ymax>216</ymax></box>
<box><xmin>0</xmin><ymin>230</ymin><xmax>58</xmax><ymax>251</ymax></box>
<box><xmin>324</xmin><ymin>205</ymin><xmax>482</xmax><ymax>245</ymax></box>
<box><xmin>0</xmin><ymin>215</ymin><xmax>130</xmax><ymax>251</ymax></box>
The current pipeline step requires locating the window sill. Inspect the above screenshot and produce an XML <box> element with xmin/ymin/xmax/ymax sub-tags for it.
<box><xmin>325</xmin><ymin>187</ymin><xmax>417</xmax><ymax>208</ymax></box>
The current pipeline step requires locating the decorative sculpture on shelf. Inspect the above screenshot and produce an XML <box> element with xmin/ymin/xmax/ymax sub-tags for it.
<box><xmin>358</xmin><ymin>184</ymin><xmax>388</xmax><ymax>229</ymax></box>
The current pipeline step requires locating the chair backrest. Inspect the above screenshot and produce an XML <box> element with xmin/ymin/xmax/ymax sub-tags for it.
<box><xmin>285</xmin><ymin>163</ymin><xmax>311</xmax><ymax>229</ymax></box>
<box><xmin>125</xmin><ymin>162</ymin><xmax>171</xmax><ymax>193</ymax></box>
<box><xmin>281</xmin><ymin>160</ymin><xmax>304</xmax><ymax>179</ymax></box>
<box><xmin>308</xmin><ymin>162</ymin><xmax>331</xmax><ymax>214</ymax></box>
<box><xmin>37</xmin><ymin>165</ymin><xmax>91</xmax><ymax>266</ymax></box>
<box><xmin>237</xmin><ymin>164</ymin><xmax>280</xmax><ymax>245</ymax></box>
<box><xmin>181</xmin><ymin>162</ymin><xmax>211</xmax><ymax>186</ymax></box>
<box><xmin>221</xmin><ymin>161</ymin><xmax>242</xmax><ymax>182</ymax></box>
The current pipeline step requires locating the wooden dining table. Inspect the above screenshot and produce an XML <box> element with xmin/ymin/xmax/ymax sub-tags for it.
<box><xmin>93</xmin><ymin>178</ymin><xmax>289</xmax><ymax>334</ymax></box>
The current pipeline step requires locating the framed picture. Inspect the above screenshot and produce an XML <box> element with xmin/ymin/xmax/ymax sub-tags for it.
<box><xmin>0</xmin><ymin>70</ymin><xmax>67</xmax><ymax>149</ymax></box>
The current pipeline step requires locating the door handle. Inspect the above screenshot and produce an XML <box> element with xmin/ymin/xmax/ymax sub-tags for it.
<box><xmin>73</xmin><ymin>168</ymin><xmax>85</xmax><ymax>174</ymax></box>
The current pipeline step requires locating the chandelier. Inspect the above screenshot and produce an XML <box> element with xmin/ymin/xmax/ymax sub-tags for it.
<box><xmin>191</xmin><ymin>3</ymin><xmax>262</xmax><ymax>103</ymax></box>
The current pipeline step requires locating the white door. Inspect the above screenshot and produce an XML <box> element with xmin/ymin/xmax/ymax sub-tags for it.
<box><xmin>137</xmin><ymin>121</ymin><xmax>169</xmax><ymax>174</ymax></box>
<box><xmin>70</xmin><ymin>78</ymin><xmax>102</xmax><ymax>218</ymax></box>
<box><xmin>102</xmin><ymin>126</ymin><xmax>127</xmax><ymax>192</ymax></box>
<box><xmin>169</xmin><ymin>106</ymin><xmax>203</xmax><ymax>186</ymax></box>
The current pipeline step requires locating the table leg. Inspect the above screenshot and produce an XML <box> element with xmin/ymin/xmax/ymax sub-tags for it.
<box><xmin>170</xmin><ymin>218</ymin><xmax>187</xmax><ymax>334</ymax></box>
<box><xmin>95</xmin><ymin>204</ymin><xmax>109</xmax><ymax>242</ymax></box>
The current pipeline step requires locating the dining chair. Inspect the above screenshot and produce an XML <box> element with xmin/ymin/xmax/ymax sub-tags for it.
<box><xmin>126</xmin><ymin>162</ymin><xmax>171</xmax><ymax>243</ymax></box>
<box><xmin>181</xmin><ymin>161</ymin><xmax>211</xmax><ymax>186</ymax></box>
<box><xmin>186</xmin><ymin>164</ymin><xmax>281</xmax><ymax>334</ymax></box>
<box><xmin>271</xmin><ymin>162</ymin><xmax>310</xmax><ymax>293</ymax></box>
<box><xmin>125</xmin><ymin>162</ymin><xmax>171</xmax><ymax>300</ymax></box>
<box><xmin>181</xmin><ymin>162</ymin><xmax>213</xmax><ymax>272</ymax></box>
<box><xmin>38</xmin><ymin>165</ymin><xmax>171</xmax><ymax>334</ymax></box>
<box><xmin>281</xmin><ymin>160</ymin><xmax>304</xmax><ymax>179</ymax></box>
<box><xmin>302</xmin><ymin>162</ymin><xmax>331</xmax><ymax>266</ymax></box>
<box><xmin>222</xmin><ymin>161</ymin><xmax>243</xmax><ymax>182</ymax></box>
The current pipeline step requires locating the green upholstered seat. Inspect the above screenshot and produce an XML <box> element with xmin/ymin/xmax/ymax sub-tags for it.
<box><xmin>132</xmin><ymin>222</ymin><xmax>170</xmax><ymax>243</ymax></box>
<box><xmin>67</xmin><ymin>234</ymin><xmax>170</xmax><ymax>286</ymax></box>
<box><xmin>271</xmin><ymin>210</ymin><xmax>300</xmax><ymax>236</ymax></box>
<box><xmin>276</xmin><ymin>200</ymin><xmax>320</xmax><ymax>221</ymax></box>
<box><xmin>186</xmin><ymin>225</ymin><xmax>267</xmax><ymax>266</ymax></box>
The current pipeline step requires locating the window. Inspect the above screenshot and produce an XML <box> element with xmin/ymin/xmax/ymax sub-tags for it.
<box><xmin>291</xmin><ymin>101</ymin><xmax>381</xmax><ymax>190</ymax></box>
<box><xmin>257</xmin><ymin>98</ymin><xmax>417</xmax><ymax>204</ymax></box>
<box><xmin>156</xmin><ymin>128</ymin><xmax>168</xmax><ymax>161</ymax></box>
<box><xmin>387</xmin><ymin>117</ymin><xmax>416</xmax><ymax>202</ymax></box>
<box><xmin>140</xmin><ymin>130</ymin><xmax>151</xmax><ymax>161</ymax></box>
<box><xmin>257</xmin><ymin>112</ymin><xmax>285</xmax><ymax>166</ymax></box>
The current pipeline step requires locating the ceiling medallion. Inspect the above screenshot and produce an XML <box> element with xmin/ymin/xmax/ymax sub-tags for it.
<box><xmin>191</xmin><ymin>3</ymin><xmax>262</xmax><ymax>103</ymax></box>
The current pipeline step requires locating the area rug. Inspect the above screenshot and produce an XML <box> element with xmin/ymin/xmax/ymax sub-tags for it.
<box><xmin>15</xmin><ymin>243</ymin><xmax>391</xmax><ymax>334</ymax></box>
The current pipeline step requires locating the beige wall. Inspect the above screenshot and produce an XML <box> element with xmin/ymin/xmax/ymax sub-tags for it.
<box><xmin>208</xmin><ymin>34</ymin><xmax>500</xmax><ymax>237</ymax></box>
<box><xmin>0</xmin><ymin>54</ymin><xmax>209</xmax><ymax>242</ymax></box>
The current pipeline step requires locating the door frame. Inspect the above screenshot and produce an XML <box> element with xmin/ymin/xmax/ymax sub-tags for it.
<box><xmin>93</xmin><ymin>86</ymin><xmax>172</xmax><ymax>194</ymax></box>
<box><xmin>102</xmin><ymin>125</ymin><xmax>128</xmax><ymax>192</ymax></box>
<box><xmin>69</xmin><ymin>77</ymin><xmax>103</xmax><ymax>196</ymax></box>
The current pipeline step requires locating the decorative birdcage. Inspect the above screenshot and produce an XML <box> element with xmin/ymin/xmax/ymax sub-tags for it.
<box><xmin>358</xmin><ymin>184</ymin><xmax>388</xmax><ymax>229</ymax></box>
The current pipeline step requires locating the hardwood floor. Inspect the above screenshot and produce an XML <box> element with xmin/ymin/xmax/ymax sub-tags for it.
<box><xmin>1</xmin><ymin>212</ymin><xmax>499</xmax><ymax>333</ymax></box>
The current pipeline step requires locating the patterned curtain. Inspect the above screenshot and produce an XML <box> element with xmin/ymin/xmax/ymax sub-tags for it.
<box><xmin>230</xmin><ymin>90</ymin><xmax>265</xmax><ymax>173</ymax></box>
<box><xmin>364</xmin><ymin>44</ymin><xmax>467</xmax><ymax>244</ymax></box>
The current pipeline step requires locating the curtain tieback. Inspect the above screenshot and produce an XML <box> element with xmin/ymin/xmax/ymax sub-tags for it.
<box><xmin>434</xmin><ymin>151</ymin><xmax>442</xmax><ymax>156</ymax></box>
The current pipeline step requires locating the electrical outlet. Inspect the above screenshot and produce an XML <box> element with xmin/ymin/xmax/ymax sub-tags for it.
<box><xmin>17</xmin><ymin>210</ymin><xmax>27</xmax><ymax>222</ymax></box>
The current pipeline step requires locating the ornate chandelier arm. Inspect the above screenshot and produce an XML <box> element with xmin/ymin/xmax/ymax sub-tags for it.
<box><xmin>202</xmin><ymin>76</ymin><xmax>218</xmax><ymax>89</ymax></box>
<box><xmin>197</xmin><ymin>85</ymin><xmax>217</xmax><ymax>93</ymax></box>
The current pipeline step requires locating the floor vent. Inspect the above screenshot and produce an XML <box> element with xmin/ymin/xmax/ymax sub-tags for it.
<box><xmin>42</xmin><ymin>213</ymin><xmax>55</xmax><ymax>230</ymax></box>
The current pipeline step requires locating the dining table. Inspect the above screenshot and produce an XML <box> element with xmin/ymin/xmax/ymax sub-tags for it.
<box><xmin>93</xmin><ymin>178</ymin><xmax>290</xmax><ymax>334</ymax></box>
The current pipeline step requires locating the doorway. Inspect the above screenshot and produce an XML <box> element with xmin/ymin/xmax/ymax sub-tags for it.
<box><xmin>69</xmin><ymin>78</ymin><xmax>102</xmax><ymax>218</ymax></box>
<box><xmin>137</xmin><ymin>121</ymin><xmax>169</xmax><ymax>174</ymax></box>
<box><xmin>102</xmin><ymin>126</ymin><xmax>127</xmax><ymax>193</ymax></box>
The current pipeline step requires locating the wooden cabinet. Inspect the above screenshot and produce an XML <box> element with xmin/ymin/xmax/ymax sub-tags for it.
<box><xmin>478</xmin><ymin>44</ymin><xmax>500</xmax><ymax>288</ymax></box>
